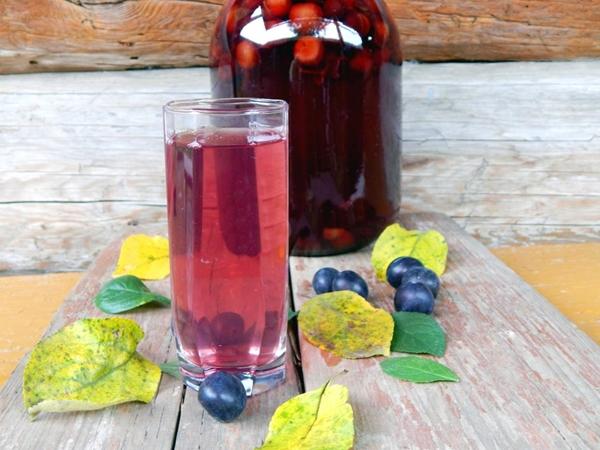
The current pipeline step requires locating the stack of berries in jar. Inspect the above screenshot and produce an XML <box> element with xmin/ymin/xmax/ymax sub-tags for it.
<box><xmin>211</xmin><ymin>0</ymin><xmax>402</xmax><ymax>256</ymax></box>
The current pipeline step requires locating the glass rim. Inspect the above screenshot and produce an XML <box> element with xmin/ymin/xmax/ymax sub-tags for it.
<box><xmin>163</xmin><ymin>98</ymin><xmax>288</xmax><ymax>115</ymax></box>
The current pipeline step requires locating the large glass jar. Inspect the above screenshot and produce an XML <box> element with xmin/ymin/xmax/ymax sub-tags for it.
<box><xmin>210</xmin><ymin>0</ymin><xmax>402</xmax><ymax>255</ymax></box>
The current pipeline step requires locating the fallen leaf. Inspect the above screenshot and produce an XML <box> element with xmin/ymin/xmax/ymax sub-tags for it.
<box><xmin>391</xmin><ymin>312</ymin><xmax>446</xmax><ymax>356</ymax></box>
<box><xmin>380</xmin><ymin>356</ymin><xmax>459</xmax><ymax>383</ymax></box>
<box><xmin>372</xmin><ymin>223</ymin><xmax>448</xmax><ymax>280</ymax></box>
<box><xmin>159</xmin><ymin>361</ymin><xmax>181</xmax><ymax>379</ymax></box>
<box><xmin>113</xmin><ymin>234</ymin><xmax>170</xmax><ymax>280</ymax></box>
<box><xmin>299</xmin><ymin>291</ymin><xmax>394</xmax><ymax>358</ymax></box>
<box><xmin>95</xmin><ymin>275</ymin><xmax>171</xmax><ymax>314</ymax></box>
<box><xmin>288</xmin><ymin>309</ymin><xmax>299</xmax><ymax>321</ymax></box>
<box><xmin>257</xmin><ymin>382</ymin><xmax>354</xmax><ymax>450</ymax></box>
<box><xmin>23</xmin><ymin>318</ymin><xmax>161</xmax><ymax>418</ymax></box>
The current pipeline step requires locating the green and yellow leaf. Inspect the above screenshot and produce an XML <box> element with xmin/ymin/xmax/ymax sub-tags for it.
<box><xmin>257</xmin><ymin>382</ymin><xmax>354</xmax><ymax>450</ymax></box>
<box><xmin>371</xmin><ymin>223</ymin><xmax>448</xmax><ymax>280</ymax></box>
<box><xmin>23</xmin><ymin>318</ymin><xmax>161</xmax><ymax>418</ymax></box>
<box><xmin>113</xmin><ymin>234</ymin><xmax>170</xmax><ymax>280</ymax></box>
<box><xmin>299</xmin><ymin>291</ymin><xmax>394</xmax><ymax>358</ymax></box>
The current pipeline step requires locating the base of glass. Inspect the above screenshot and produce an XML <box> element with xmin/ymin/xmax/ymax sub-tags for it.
<box><xmin>178</xmin><ymin>353</ymin><xmax>286</xmax><ymax>396</ymax></box>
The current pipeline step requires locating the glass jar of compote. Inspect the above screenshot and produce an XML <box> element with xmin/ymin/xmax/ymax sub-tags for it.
<box><xmin>210</xmin><ymin>0</ymin><xmax>402</xmax><ymax>255</ymax></box>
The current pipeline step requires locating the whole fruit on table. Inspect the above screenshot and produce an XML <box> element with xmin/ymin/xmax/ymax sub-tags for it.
<box><xmin>312</xmin><ymin>267</ymin><xmax>339</xmax><ymax>294</ymax></box>
<box><xmin>386</xmin><ymin>257</ymin><xmax>423</xmax><ymax>288</ymax></box>
<box><xmin>331</xmin><ymin>270</ymin><xmax>369</xmax><ymax>299</ymax></box>
<box><xmin>394</xmin><ymin>282</ymin><xmax>434</xmax><ymax>314</ymax></box>
<box><xmin>198</xmin><ymin>371</ymin><xmax>247</xmax><ymax>423</ymax></box>
<box><xmin>401</xmin><ymin>267</ymin><xmax>440</xmax><ymax>298</ymax></box>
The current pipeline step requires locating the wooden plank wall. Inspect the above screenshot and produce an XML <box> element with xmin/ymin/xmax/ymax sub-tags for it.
<box><xmin>1</xmin><ymin>0</ymin><xmax>600</xmax><ymax>74</ymax></box>
<box><xmin>1</xmin><ymin>61</ymin><xmax>599</xmax><ymax>273</ymax></box>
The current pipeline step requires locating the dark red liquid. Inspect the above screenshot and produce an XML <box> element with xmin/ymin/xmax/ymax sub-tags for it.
<box><xmin>165</xmin><ymin>130</ymin><xmax>288</xmax><ymax>370</ymax></box>
<box><xmin>211</xmin><ymin>0</ymin><xmax>402</xmax><ymax>255</ymax></box>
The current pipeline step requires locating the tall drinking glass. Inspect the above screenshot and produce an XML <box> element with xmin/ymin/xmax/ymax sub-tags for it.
<box><xmin>163</xmin><ymin>98</ymin><xmax>289</xmax><ymax>395</ymax></box>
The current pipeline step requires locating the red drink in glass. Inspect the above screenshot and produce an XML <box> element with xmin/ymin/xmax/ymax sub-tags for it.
<box><xmin>210</xmin><ymin>0</ymin><xmax>402</xmax><ymax>255</ymax></box>
<box><xmin>163</xmin><ymin>99</ymin><xmax>289</xmax><ymax>394</ymax></box>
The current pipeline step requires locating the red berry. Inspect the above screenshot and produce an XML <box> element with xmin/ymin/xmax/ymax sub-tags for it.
<box><xmin>373</xmin><ymin>20</ymin><xmax>389</xmax><ymax>45</ymax></box>
<box><xmin>323</xmin><ymin>227</ymin><xmax>355</xmax><ymax>249</ymax></box>
<box><xmin>264</xmin><ymin>0</ymin><xmax>291</xmax><ymax>18</ymax></box>
<box><xmin>349</xmin><ymin>50</ymin><xmax>373</xmax><ymax>73</ymax></box>
<box><xmin>323</xmin><ymin>0</ymin><xmax>343</xmax><ymax>17</ymax></box>
<box><xmin>226</xmin><ymin>7</ymin><xmax>238</xmax><ymax>34</ymax></box>
<box><xmin>344</xmin><ymin>11</ymin><xmax>370</xmax><ymax>36</ymax></box>
<box><xmin>264</xmin><ymin>17</ymin><xmax>283</xmax><ymax>29</ymax></box>
<box><xmin>235</xmin><ymin>41</ymin><xmax>259</xmax><ymax>69</ymax></box>
<box><xmin>294</xmin><ymin>36</ymin><xmax>325</xmax><ymax>66</ymax></box>
<box><xmin>289</xmin><ymin>3</ymin><xmax>323</xmax><ymax>31</ymax></box>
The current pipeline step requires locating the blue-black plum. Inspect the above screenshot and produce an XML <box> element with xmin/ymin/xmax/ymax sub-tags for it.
<box><xmin>211</xmin><ymin>312</ymin><xmax>245</xmax><ymax>345</ymax></box>
<box><xmin>394</xmin><ymin>282</ymin><xmax>434</xmax><ymax>314</ymax></box>
<box><xmin>401</xmin><ymin>267</ymin><xmax>440</xmax><ymax>298</ymax></box>
<box><xmin>312</xmin><ymin>267</ymin><xmax>339</xmax><ymax>294</ymax></box>
<box><xmin>386</xmin><ymin>257</ymin><xmax>423</xmax><ymax>288</ymax></box>
<box><xmin>198</xmin><ymin>372</ymin><xmax>247</xmax><ymax>423</ymax></box>
<box><xmin>331</xmin><ymin>270</ymin><xmax>369</xmax><ymax>299</ymax></box>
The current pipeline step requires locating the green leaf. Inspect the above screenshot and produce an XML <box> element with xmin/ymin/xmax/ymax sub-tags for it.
<box><xmin>159</xmin><ymin>361</ymin><xmax>181</xmax><ymax>379</ymax></box>
<box><xmin>95</xmin><ymin>275</ymin><xmax>171</xmax><ymax>314</ymax></box>
<box><xmin>257</xmin><ymin>382</ymin><xmax>354</xmax><ymax>450</ymax></box>
<box><xmin>391</xmin><ymin>312</ymin><xmax>446</xmax><ymax>356</ymax></box>
<box><xmin>371</xmin><ymin>224</ymin><xmax>448</xmax><ymax>280</ymax></box>
<box><xmin>299</xmin><ymin>291</ymin><xmax>394</xmax><ymax>358</ymax></box>
<box><xmin>288</xmin><ymin>309</ymin><xmax>299</xmax><ymax>321</ymax></box>
<box><xmin>23</xmin><ymin>318</ymin><xmax>161</xmax><ymax>418</ymax></box>
<box><xmin>380</xmin><ymin>356</ymin><xmax>459</xmax><ymax>383</ymax></box>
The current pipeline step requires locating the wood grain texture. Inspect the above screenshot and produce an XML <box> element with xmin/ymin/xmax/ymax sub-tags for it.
<box><xmin>1</xmin><ymin>0</ymin><xmax>600</xmax><ymax>74</ymax></box>
<box><xmin>289</xmin><ymin>212</ymin><xmax>600</xmax><ymax>449</ymax></box>
<box><xmin>2</xmin><ymin>62</ymin><xmax>600</xmax><ymax>272</ymax></box>
<box><xmin>0</xmin><ymin>232</ymin><xmax>301</xmax><ymax>449</ymax></box>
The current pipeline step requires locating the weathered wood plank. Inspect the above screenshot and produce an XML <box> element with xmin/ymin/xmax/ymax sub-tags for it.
<box><xmin>0</xmin><ymin>236</ymin><xmax>183</xmax><ymax>450</ymax></box>
<box><xmin>1</xmin><ymin>0</ymin><xmax>600</xmax><ymax>74</ymax></box>
<box><xmin>289</xmin><ymin>212</ymin><xmax>600</xmax><ymax>449</ymax></box>
<box><xmin>2</xmin><ymin>62</ymin><xmax>600</xmax><ymax>272</ymax></box>
<box><xmin>0</xmin><ymin>203</ymin><xmax>167</xmax><ymax>272</ymax></box>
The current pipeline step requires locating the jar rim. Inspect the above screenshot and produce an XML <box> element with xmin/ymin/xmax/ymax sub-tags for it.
<box><xmin>163</xmin><ymin>98</ymin><xmax>288</xmax><ymax>115</ymax></box>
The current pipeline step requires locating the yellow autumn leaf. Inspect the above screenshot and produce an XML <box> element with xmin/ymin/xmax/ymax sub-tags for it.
<box><xmin>113</xmin><ymin>234</ymin><xmax>170</xmax><ymax>280</ymax></box>
<box><xmin>299</xmin><ymin>291</ymin><xmax>394</xmax><ymax>358</ymax></box>
<box><xmin>371</xmin><ymin>223</ymin><xmax>448</xmax><ymax>280</ymax></box>
<box><xmin>23</xmin><ymin>318</ymin><xmax>161</xmax><ymax>418</ymax></box>
<box><xmin>257</xmin><ymin>382</ymin><xmax>354</xmax><ymax>450</ymax></box>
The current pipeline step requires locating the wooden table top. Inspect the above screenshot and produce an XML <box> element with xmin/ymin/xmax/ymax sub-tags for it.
<box><xmin>1</xmin><ymin>213</ymin><xmax>599</xmax><ymax>449</ymax></box>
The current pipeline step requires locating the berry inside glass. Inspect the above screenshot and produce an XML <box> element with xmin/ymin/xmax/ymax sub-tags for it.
<box><xmin>211</xmin><ymin>0</ymin><xmax>402</xmax><ymax>255</ymax></box>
